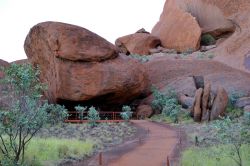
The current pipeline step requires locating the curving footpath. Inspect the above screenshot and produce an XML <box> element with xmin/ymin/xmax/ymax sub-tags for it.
<box><xmin>108</xmin><ymin>120</ymin><xmax>178</xmax><ymax>166</ymax></box>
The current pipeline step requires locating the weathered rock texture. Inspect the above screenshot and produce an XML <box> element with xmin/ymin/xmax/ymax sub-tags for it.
<box><xmin>151</xmin><ymin>0</ymin><xmax>201</xmax><ymax>52</ymax></box>
<box><xmin>210</xmin><ymin>86</ymin><xmax>228</xmax><ymax>120</ymax></box>
<box><xmin>136</xmin><ymin>105</ymin><xmax>153</xmax><ymax>119</ymax></box>
<box><xmin>137</xmin><ymin>56</ymin><xmax>250</xmax><ymax>118</ymax></box>
<box><xmin>193</xmin><ymin>88</ymin><xmax>203</xmax><ymax>122</ymax></box>
<box><xmin>191</xmin><ymin>85</ymin><xmax>228</xmax><ymax>122</ymax></box>
<box><xmin>115</xmin><ymin>33</ymin><xmax>161</xmax><ymax>55</ymax></box>
<box><xmin>153</xmin><ymin>0</ymin><xmax>250</xmax><ymax>72</ymax></box>
<box><xmin>24</xmin><ymin>22</ymin><xmax>148</xmax><ymax>104</ymax></box>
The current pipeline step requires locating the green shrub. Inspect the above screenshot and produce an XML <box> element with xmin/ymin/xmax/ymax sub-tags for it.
<box><xmin>151</xmin><ymin>87</ymin><xmax>182</xmax><ymax>123</ymax></box>
<box><xmin>129</xmin><ymin>54</ymin><xmax>149</xmax><ymax>63</ymax></box>
<box><xmin>244</xmin><ymin>112</ymin><xmax>250</xmax><ymax>125</ymax></box>
<box><xmin>182</xmin><ymin>48</ymin><xmax>194</xmax><ymax>55</ymax></box>
<box><xmin>75</xmin><ymin>105</ymin><xmax>87</xmax><ymax>120</ymax></box>
<box><xmin>226</xmin><ymin>91</ymin><xmax>245</xmax><ymax>119</ymax></box>
<box><xmin>87</xmin><ymin>106</ymin><xmax>100</xmax><ymax>127</ymax></box>
<box><xmin>120</xmin><ymin>105</ymin><xmax>133</xmax><ymax>121</ymax></box>
<box><xmin>200</xmin><ymin>34</ymin><xmax>216</xmax><ymax>46</ymax></box>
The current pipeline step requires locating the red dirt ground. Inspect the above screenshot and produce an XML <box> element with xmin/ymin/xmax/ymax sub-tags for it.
<box><xmin>87</xmin><ymin>120</ymin><xmax>178</xmax><ymax>166</ymax></box>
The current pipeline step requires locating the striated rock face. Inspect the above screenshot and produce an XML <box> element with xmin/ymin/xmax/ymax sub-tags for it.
<box><xmin>152</xmin><ymin>0</ymin><xmax>201</xmax><ymax>52</ymax></box>
<box><xmin>24</xmin><ymin>22</ymin><xmax>148</xmax><ymax>104</ymax></box>
<box><xmin>115</xmin><ymin>33</ymin><xmax>161</xmax><ymax>55</ymax></box>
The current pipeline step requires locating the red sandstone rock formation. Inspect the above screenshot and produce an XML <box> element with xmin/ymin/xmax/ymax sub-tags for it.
<box><xmin>115</xmin><ymin>33</ymin><xmax>161</xmax><ymax>55</ymax></box>
<box><xmin>24</xmin><ymin>22</ymin><xmax>148</xmax><ymax>104</ymax></box>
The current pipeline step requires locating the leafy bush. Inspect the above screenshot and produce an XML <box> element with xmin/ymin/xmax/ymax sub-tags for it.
<box><xmin>151</xmin><ymin>87</ymin><xmax>182</xmax><ymax>123</ymax></box>
<box><xmin>228</xmin><ymin>91</ymin><xmax>245</xmax><ymax>107</ymax></box>
<box><xmin>200</xmin><ymin>34</ymin><xmax>216</xmax><ymax>46</ymax></box>
<box><xmin>244</xmin><ymin>112</ymin><xmax>250</xmax><ymax>125</ymax></box>
<box><xmin>226</xmin><ymin>91</ymin><xmax>245</xmax><ymax>119</ymax></box>
<box><xmin>87</xmin><ymin>106</ymin><xmax>100</xmax><ymax>127</ymax></box>
<box><xmin>200</xmin><ymin>117</ymin><xmax>250</xmax><ymax>166</ymax></box>
<box><xmin>75</xmin><ymin>105</ymin><xmax>87</xmax><ymax>120</ymax></box>
<box><xmin>129</xmin><ymin>54</ymin><xmax>150</xmax><ymax>63</ymax></box>
<box><xmin>120</xmin><ymin>105</ymin><xmax>133</xmax><ymax>121</ymax></box>
<box><xmin>0</xmin><ymin>63</ymin><xmax>68</xmax><ymax>165</ymax></box>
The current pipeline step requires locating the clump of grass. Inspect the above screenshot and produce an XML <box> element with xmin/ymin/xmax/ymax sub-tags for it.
<box><xmin>181</xmin><ymin>145</ymin><xmax>250</xmax><ymax>166</ymax></box>
<box><xmin>24</xmin><ymin>138</ymin><xmax>95</xmax><ymax>165</ymax></box>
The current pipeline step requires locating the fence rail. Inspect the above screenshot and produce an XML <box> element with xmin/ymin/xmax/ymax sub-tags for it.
<box><xmin>66</xmin><ymin>111</ymin><xmax>136</xmax><ymax>123</ymax></box>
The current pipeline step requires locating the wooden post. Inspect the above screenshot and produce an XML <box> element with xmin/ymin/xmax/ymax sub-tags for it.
<box><xmin>99</xmin><ymin>152</ymin><xmax>102</xmax><ymax>165</ymax></box>
<box><xmin>167</xmin><ymin>156</ymin><xmax>170</xmax><ymax>166</ymax></box>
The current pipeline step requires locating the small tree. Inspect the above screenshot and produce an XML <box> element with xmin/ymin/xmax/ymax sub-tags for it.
<box><xmin>120</xmin><ymin>105</ymin><xmax>133</xmax><ymax>121</ymax></box>
<box><xmin>203</xmin><ymin>117</ymin><xmax>250</xmax><ymax>166</ymax></box>
<box><xmin>0</xmin><ymin>63</ymin><xmax>68</xmax><ymax>165</ymax></box>
<box><xmin>74</xmin><ymin>105</ymin><xmax>87</xmax><ymax>120</ymax></box>
<box><xmin>86</xmin><ymin>106</ymin><xmax>100</xmax><ymax>127</ymax></box>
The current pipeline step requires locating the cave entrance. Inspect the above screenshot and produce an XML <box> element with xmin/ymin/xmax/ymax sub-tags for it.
<box><xmin>57</xmin><ymin>99</ymin><xmax>137</xmax><ymax>122</ymax></box>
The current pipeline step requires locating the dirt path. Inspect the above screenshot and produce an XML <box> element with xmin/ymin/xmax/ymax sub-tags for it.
<box><xmin>88</xmin><ymin>120</ymin><xmax>178</xmax><ymax>166</ymax></box>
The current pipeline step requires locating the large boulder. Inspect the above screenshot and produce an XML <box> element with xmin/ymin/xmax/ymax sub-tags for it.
<box><xmin>193</xmin><ymin>88</ymin><xmax>203</xmax><ymax>122</ymax></box>
<box><xmin>115</xmin><ymin>33</ymin><xmax>161</xmax><ymax>55</ymax></box>
<box><xmin>235</xmin><ymin>97</ymin><xmax>250</xmax><ymax>108</ymax></box>
<box><xmin>210</xmin><ymin>86</ymin><xmax>228</xmax><ymax>120</ymax></box>
<box><xmin>201</xmin><ymin>83</ymin><xmax>211</xmax><ymax>121</ymax></box>
<box><xmin>180</xmin><ymin>0</ymin><xmax>235</xmax><ymax>37</ymax></box>
<box><xmin>153</xmin><ymin>0</ymin><xmax>250</xmax><ymax>73</ymax></box>
<box><xmin>24</xmin><ymin>22</ymin><xmax>148</xmax><ymax>104</ymax></box>
<box><xmin>151</xmin><ymin>0</ymin><xmax>201</xmax><ymax>52</ymax></box>
<box><xmin>136</xmin><ymin>105</ymin><xmax>153</xmax><ymax>119</ymax></box>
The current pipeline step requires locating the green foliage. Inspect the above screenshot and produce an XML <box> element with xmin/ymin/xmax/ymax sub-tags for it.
<box><xmin>120</xmin><ymin>105</ymin><xmax>133</xmax><ymax>121</ymax></box>
<box><xmin>200</xmin><ymin>117</ymin><xmax>250</xmax><ymax>166</ymax></box>
<box><xmin>74</xmin><ymin>105</ymin><xmax>87</xmax><ymax>120</ymax></box>
<box><xmin>182</xmin><ymin>48</ymin><xmax>194</xmax><ymax>56</ymax></box>
<box><xmin>129</xmin><ymin>54</ymin><xmax>150</xmax><ymax>63</ymax></box>
<box><xmin>86</xmin><ymin>106</ymin><xmax>100</xmax><ymax>127</ymax></box>
<box><xmin>226</xmin><ymin>107</ymin><xmax>244</xmax><ymax>119</ymax></box>
<box><xmin>244</xmin><ymin>112</ymin><xmax>250</xmax><ymax>125</ymax></box>
<box><xmin>200</xmin><ymin>34</ymin><xmax>216</xmax><ymax>46</ymax></box>
<box><xmin>181</xmin><ymin>145</ymin><xmax>250</xmax><ymax>166</ymax></box>
<box><xmin>151</xmin><ymin>87</ymin><xmax>182</xmax><ymax>123</ymax></box>
<box><xmin>228</xmin><ymin>91</ymin><xmax>245</xmax><ymax>107</ymax></box>
<box><xmin>226</xmin><ymin>91</ymin><xmax>245</xmax><ymax>119</ymax></box>
<box><xmin>0</xmin><ymin>63</ymin><xmax>68</xmax><ymax>165</ymax></box>
<box><xmin>24</xmin><ymin>138</ymin><xmax>95</xmax><ymax>165</ymax></box>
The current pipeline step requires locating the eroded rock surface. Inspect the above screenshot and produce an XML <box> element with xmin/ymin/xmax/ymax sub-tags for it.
<box><xmin>24</xmin><ymin>22</ymin><xmax>148</xmax><ymax>104</ymax></box>
<box><xmin>115</xmin><ymin>33</ymin><xmax>161</xmax><ymax>55</ymax></box>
